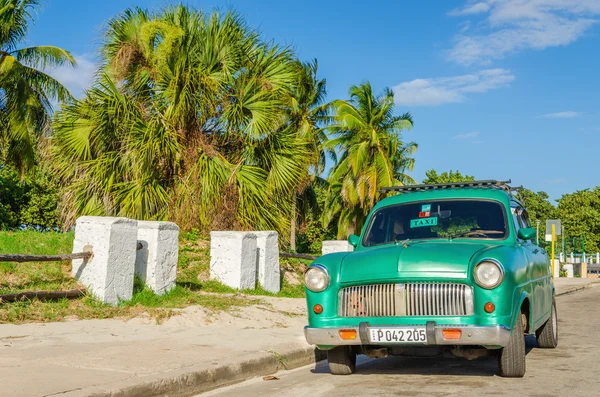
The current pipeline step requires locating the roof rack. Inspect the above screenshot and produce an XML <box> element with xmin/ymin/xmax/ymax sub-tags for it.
<box><xmin>380</xmin><ymin>180</ymin><xmax>521</xmax><ymax>197</ymax></box>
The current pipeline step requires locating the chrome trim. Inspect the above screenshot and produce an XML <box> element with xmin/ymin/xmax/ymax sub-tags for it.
<box><xmin>338</xmin><ymin>283</ymin><xmax>474</xmax><ymax>317</ymax></box>
<box><xmin>304</xmin><ymin>326</ymin><xmax>362</xmax><ymax>346</ymax></box>
<box><xmin>304</xmin><ymin>264</ymin><xmax>330</xmax><ymax>292</ymax></box>
<box><xmin>395</xmin><ymin>283</ymin><xmax>406</xmax><ymax>316</ymax></box>
<box><xmin>304</xmin><ymin>324</ymin><xmax>510</xmax><ymax>347</ymax></box>
<box><xmin>474</xmin><ymin>259</ymin><xmax>505</xmax><ymax>289</ymax></box>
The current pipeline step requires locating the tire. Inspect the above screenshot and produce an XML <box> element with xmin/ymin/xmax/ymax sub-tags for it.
<box><xmin>498</xmin><ymin>311</ymin><xmax>526</xmax><ymax>377</ymax></box>
<box><xmin>536</xmin><ymin>298</ymin><xmax>558</xmax><ymax>348</ymax></box>
<box><xmin>327</xmin><ymin>346</ymin><xmax>356</xmax><ymax>375</ymax></box>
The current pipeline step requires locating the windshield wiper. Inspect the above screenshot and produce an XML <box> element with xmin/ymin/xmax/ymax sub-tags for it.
<box><xmin>395</xmin><ymin>238</ymin><xmax>411</xmax><ymax>248</ymax></box>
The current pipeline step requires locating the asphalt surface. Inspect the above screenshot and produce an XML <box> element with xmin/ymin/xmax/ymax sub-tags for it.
<box><xmin>201</xmin><ymin>285</ymin><xmax>600</xmax><ymax>397</ymax></box>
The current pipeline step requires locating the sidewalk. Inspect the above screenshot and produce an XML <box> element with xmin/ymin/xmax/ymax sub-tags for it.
<box><xmin>1</xmin><ymin>278</ymin><xmax>598</xmax><ymax>397</ymax></box>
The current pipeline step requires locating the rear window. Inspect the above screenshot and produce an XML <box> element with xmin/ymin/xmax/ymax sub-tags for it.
<box><xmin>363</xmin><ymin>199</ymin><xmax>507</xmax><ymax>247</ymax></box>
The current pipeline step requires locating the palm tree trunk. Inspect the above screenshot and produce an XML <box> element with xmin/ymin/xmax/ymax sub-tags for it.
<box><xmin>290</xmin><ymin>192</ymin><xmax>297</xmax><ymax>251</ymax></box>
<box><xmin>347</xmin><ymin>221</ymin><xmax>355</xmax><ymax>238</ymax></box>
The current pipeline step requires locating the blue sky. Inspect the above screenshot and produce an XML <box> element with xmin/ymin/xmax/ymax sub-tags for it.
<box><xmin>27</xmin><ymin>0</ymin><xmax>600</xmax><ymax>202</ymax></box>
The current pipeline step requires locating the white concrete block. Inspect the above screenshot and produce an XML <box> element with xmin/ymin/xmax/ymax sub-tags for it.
<box><xmin>322</xmin><ymin>240</ymin><xmax>354</xmax><ymax>256</ymax></box>
<box><xmin>563</xmin><ymin>263</ymin><xmax>574</xmax><ymax>278</ymax></box>
<box><xmin>210</xmin><ymin>231</ymin><xmax>257</xmax><ymax>290</ymax></box>
<box><xmin>553</xmin><ymin>259</ymin><xmax>560</xmax><ymax>278</ymax></box>
<box><xmin>135</xmin><ymin>221</ymin><xmax>180</xmax><ymax>295</ymax></box>
<box><xmin>255</xmin><ymin>231</ymin><xmax>280</xmax><ymax>293</ymax></box>
<box><xmin>72</xmin><ymin>216</ymin><xmax>137</xmax><ymax>305</ymax></box>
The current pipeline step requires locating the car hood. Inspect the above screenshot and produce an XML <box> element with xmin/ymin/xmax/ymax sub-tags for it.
<box><xmin>339</xmin><ymin>241</ymin><xmax>498</xmax><ymax>283</ymax></box>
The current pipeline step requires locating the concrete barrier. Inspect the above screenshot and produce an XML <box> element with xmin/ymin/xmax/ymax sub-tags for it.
<box><xmin>553</xmin><ymin>259</ymin><xmax>560</xmax><ymax>278</ymax></box>
<box><xmin>210</xmin><ymin>231</ymin><xmax>257</xmax><ymax>290</ymax></box>
<box><xmin>135</xmin><ymin>221</ymin><xmax>180</xmax><ymax>295</ymax></box>
<box><xmin>255</xmin><ymin>231</ymin><xmax>280</xmax><ymax>293</ymax></box>
<box><xmin>72</xmin><ymin>216</ymin><xmax>138</xmax><ymax>305</ymax></box>
<box><xmin>563</xmin><ymin>263</ymin><xmax>574</xmax><ymax>278</ymax></box>
<box><xmin>322</xmin><ymin>240</ymin><xmax>353</xmax><ymax>255</ymax></box>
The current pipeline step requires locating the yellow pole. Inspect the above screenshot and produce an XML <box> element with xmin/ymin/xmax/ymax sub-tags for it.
<box><xmin>551</xmin><ymin>224</ymin><xmax>556</xmax><ymax>278</ymax></box>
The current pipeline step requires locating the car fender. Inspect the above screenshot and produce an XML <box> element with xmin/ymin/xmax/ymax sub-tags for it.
<box><xmin>511</xmin><ymin>289</ymin><xmax>530</xmax><ymax>332</ymax></box>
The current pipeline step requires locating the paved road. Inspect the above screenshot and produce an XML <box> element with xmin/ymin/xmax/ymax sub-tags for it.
<box><xmin>201</xmin><ymin>285</ymin><xmax>600</xmax><ymax>397</ymax></box>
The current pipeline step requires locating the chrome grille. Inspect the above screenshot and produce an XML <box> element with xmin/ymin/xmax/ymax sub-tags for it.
<box><xmin>405</xmin><ymin>283</ymin><xmax>473</xmax><ymax>316</ymax></box>
<box><xmin>338</xmin><ymin>283</ymin><xmax>473</xmax><ymax>317</ymax></box>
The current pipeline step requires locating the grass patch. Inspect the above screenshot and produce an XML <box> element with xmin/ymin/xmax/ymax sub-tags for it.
<box><xmin>0</xmin><ymin>231</ymin><xmax>77</xmax><ymax>294</ymax></box>
<box><xmin>0</xmin><ymin>231</ymin><xmax>307</xmax><ymax>324</ymax></box>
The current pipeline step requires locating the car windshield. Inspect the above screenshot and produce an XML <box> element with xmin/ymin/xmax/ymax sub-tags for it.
<box><xmin>363</xmin><ymin>199</ymin><xmax>507</xmax><ymax>247</ymax></box>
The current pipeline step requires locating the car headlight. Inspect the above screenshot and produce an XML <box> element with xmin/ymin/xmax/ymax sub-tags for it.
<box><xmin>304</xmin><ymin>265</ymin><xmax>330</xmax><ymax>292</ymax></box>
<box><xmin>474</xmin><ymin>260</ymin><xmax>504</xmax><ymax>289</ymax></box>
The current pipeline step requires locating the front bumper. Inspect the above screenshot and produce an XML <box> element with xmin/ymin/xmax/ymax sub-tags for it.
<box><xmin>305</xmin><ymin>322</ymin><xmax>510</xmax><ymax>347</ymax></box>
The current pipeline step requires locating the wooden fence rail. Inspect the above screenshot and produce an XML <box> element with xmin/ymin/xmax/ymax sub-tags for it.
<box><xmin>0</xmin><ymin>252</ymin><xmax>92</xmax><ymax>303</ymax></box>
<box><xmin>0</xmin><ymin>252</ymin><xmax>92</xmax><ymax>263</ymax></box>
<box><xmin>0</xmin><ymin>289</ymin><xmax>86</xmax><ymax>303</ymax></box>
<box><xmin>279</xmin><ymin>252</ymin><xmax>317</xmax><ymax>260</ymax></box>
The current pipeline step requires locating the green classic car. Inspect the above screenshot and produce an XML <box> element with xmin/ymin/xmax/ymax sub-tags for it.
<box><xmin>304</xmin><ymin>180</ymin><xmax>558</xmax><ymax>378</ymax></box>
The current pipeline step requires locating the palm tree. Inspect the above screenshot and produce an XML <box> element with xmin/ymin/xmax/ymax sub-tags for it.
<box><xmin>323</xmin><ymin>82</ymin><xmax>417</xmax><ymax>238</ymax></box>
<box><xmin>285</xmin><ymin>60</ymin><xmax>332</xmax><ymax>250</ymax></box>
<box><xmin>52</xmin><ymin>5</ymin><xmax>322</xmax><ymax>238</ymax></box>
<box><xmin>0</xmin><ymin>0</ymin><xmax>75</xmax><ymax>171</ymax></box>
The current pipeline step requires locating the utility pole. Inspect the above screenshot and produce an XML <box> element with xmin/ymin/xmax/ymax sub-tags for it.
<box><xmin>561</xmin><ymin>225</ymin><xmax>565</xmax><ymax>257</ymax></box>
<box><xmin>551</xmin><ymin>224</ymin><xmax>556</xmax><ymax>278</ymax></box>
<box><xmin>536</xmin><ymin>220</ymin><xmax>540</xmax><ymax>246</ymax></box>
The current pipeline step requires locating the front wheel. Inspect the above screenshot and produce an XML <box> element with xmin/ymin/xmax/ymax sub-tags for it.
<box><xmin>498</xmin><ymin>312</ymin><xmax>526</xmax><ymax>377</ymax></box>
<box><xmin>327</xmin><ymin>346</ymin><xmax>356</xmax><ymax>375</ymax></box>
<box><xmin>536</xmin><ymin>298</ymin><xmax>558</xmax><ymax>348</ymax></box>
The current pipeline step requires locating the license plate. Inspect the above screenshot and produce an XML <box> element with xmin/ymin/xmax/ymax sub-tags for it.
<box><xmin>369</xmin><ymin>328</ymin><xmax>427</xmax><ymax>343</ymax></box>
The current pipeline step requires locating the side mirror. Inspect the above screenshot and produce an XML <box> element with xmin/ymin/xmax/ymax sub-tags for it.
<box><xmin>348</xmin><ymin>234</ymin><xmax>360</xmax><ymax>247</ymax></box>
<box><xmin>518</xmin><ymin>227</ymin><xmax>536</xmax><ymax>241</ymax></box>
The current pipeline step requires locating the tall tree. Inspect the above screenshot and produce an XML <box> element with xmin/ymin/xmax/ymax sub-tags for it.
<box><xmin>285</xmin><ymin>60</ymin><xmax>331</xmax><ymax>250</ymax></box>
<box><xmin>323</xmin><ymin>82</ymin><xmax>416</xmax><ymax>238</ymax></box>
<box><xmin>52</xmin><ymin>5</ymin><xmax>322</xmax><ymax>238</ymax></box>
<box><xmin>518</xmin><ymin>188</ymin><xmax>556</xmax><ymax>244</ymax></box>
<box><xmin>422</xmin><ymin>169</ymin><xmax>475</xmax><ymax>184</ymax></box>
<box><xmin>0</xmin><ymin>0</ymin><xmax>75</xmax><ymax>171</ymax></box>
<box><xmin>555</xmin><ymin>188</ymin><xmax>600</xmax><ymax>253</ymax></box>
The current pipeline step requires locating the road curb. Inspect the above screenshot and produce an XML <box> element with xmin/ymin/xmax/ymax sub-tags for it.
<box><xmin>72</xmin><ymin>282</ymin><xmax>598</xmax><ymax>397</ymax></box>
<box><xmin>75</xmin><ymin>343</ymin><xmax>324</xmax><ymax>397</ymax></box>
<box><xmin>556</xmin><ymin>281</ymin><xmax>600</xmax><ymax>297</ymax></box>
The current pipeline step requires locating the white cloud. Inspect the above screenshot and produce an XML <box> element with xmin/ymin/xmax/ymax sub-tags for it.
<box><xmin>449</xmin><ymin>2</ymin><xmax>491</xmax><ymax>16</ymax></box>
<box><xmin>538</xmin><ymin>111</ymin><xmax>583</xmax><ymax>118</ymax></box>
<box><xmin>393</xmin><ymin>68</ymin><xmax>514</xmax><ymax>106</ymax></box>
<box><xmin>453</xmin><ymin>131</ymin><xmax>481</xmax><ymax>140</ymax></box>
<box><xmin>44</xmin><ymin>53</ymin><xmax>97</xmax><ymax>98</ymax></box>
<box><xmin>448</xmin><ymin>0</ymin><xmax>600</xmax><ymax>65</ymax></box>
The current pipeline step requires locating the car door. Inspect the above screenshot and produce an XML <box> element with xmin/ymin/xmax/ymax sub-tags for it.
<box><xmin>511</xmin><ymin>203</ymin><xmax>540</xmax><ymax>329</ymax></box>
<box><xmin>519</xmin><ymin>208</ymin><xmax>552</xmax><ymax>326</ymax></box>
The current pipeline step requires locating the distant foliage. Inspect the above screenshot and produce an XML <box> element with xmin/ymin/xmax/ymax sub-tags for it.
<box><xmin>0</xmin><ymin>166</ymin><xmax>61</xmax><ymax>230</ymax></box>
<box><xmin>296</xmin><ymin>184</ymin><xmax>336</xmax><ymax>253</ymax></box>
<box><xmin>555</xmin><ymin>187</ymin><xmax>600</xmax><ymax>253</ymax></box>
<box><xmin>518</xmin><ymin>188</ymin><xmax>556</xmax><ymax>242</ymax></box>
<box><xmin>422</xmin><ymin>169</ymin><xmax>475</xmax><ymax>184</ymax></box>
<box><xmin>518</xmin><ymin>187</ymin><xmax>600</xmax><ymax>253</ymax></box>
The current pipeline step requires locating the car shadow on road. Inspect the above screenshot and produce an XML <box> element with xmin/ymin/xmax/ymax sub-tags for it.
<box><xmin>312</xmin><ymin>336</ymin><xmax>538</xmax><ymax>377</ymax></box>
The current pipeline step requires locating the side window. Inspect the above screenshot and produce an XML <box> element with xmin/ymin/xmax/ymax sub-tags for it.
<box><xmin>520</xmin><ymin>210</ymin><xmax>532</xmax><ymax>228</ymax></box>
<box><xmin>511</xmin><ymin>204</ymin><xmax>523</xmax><ymax>235</ymax></box>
